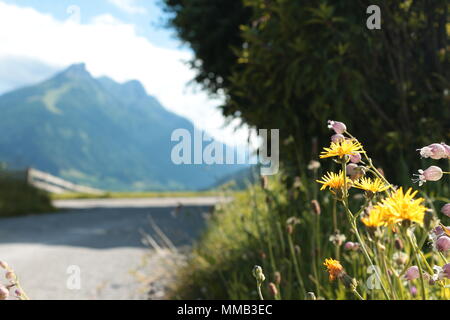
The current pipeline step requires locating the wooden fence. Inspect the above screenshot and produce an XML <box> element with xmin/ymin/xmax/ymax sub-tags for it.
<box><xmin>0</xmin><ymin>168</ymin><xmax>104</xmax><ymax>195</ymax></box>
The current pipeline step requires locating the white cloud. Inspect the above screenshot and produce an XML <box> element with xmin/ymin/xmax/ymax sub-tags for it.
<box><xmin>107</xmin><ymin>0</ymin><xmax>147</xmax><ymax>14</ymax></box>
<box><xmin>0</xmin><ymin>56</ymin><xmax>59</xmax><ymax>94</ymax></box>
<box><xmin>0</xmin><ymin>1</ymin><xmax>250</xmax><ymax>146</ymax></box>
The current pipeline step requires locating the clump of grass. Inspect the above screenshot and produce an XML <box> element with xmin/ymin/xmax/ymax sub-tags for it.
<box><xmin>0</xmin><ymin>178</ymin><xmax>54</xmax><ymax>217</ymax></box>
<box><xmin>169</xmin><ymin>186</ymin><xmax>275</xmax><ymax>299</ymax></box>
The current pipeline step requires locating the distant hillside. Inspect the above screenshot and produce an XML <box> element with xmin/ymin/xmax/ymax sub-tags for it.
<box><xmin>208</xmin><ymin>166</ymin><xmax>259</xmax><ymax>190</ymax></box>
<box><xmin>0</xmin><ymin>63</ymin><xmax>247</xmax><ymax>191</ymax></box>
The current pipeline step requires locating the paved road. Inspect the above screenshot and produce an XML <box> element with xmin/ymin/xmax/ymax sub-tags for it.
<box><xmin>0</xmin><ymin>197</ymin><xmax>224</xmax><ymax>300</ymax></box>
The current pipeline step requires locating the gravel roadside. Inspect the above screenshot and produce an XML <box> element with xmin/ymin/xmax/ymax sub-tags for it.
<box><xmin>0</xmin><ymin>197</ymin><xmax>224</xmax><ymax>299</ymax></box>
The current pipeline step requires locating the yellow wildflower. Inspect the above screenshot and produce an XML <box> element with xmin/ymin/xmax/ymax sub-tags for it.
<box><xmin>375</xmin><ymin>188</ymin><xmax>427</xmax><ymax>225</ymax></box>
<box><xmin>361</xmin><ymin>206</ymin><xmax>387</xmax><ymax>228</ymax></box>
<box><xmin>316</xmin><ymin>171</ymin><xmax>351</xmax><ymax>193</ymax></box>
<box><xmin>323</xmin><ymin>258</ymin><xmax>344</xmax><ymax>281</ymax></box>
<box><xmin>320</xmin><ymin>139</ymin><xmax>363</xmax><ymax>159</ymax></box>
<box><xmin>353</xmin><ymin>177</ymin><xmax>390</xmax><ymax>193</ymax></box>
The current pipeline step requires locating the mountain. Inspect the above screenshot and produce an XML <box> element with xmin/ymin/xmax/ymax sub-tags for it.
<box><xmin>208</xmin><ymin>166</ymin><xmax>259</xmax><ymax>190</ymax></box>
<box><xmin>0</xmin><ymin>63</ymin><xmax>247</xmax><ymax>191</ymax></box>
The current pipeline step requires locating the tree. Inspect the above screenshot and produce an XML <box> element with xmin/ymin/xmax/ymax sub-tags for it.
<box><xmin>165</xmin><ymin>0</ymin><xmax>450</xmax><ymax>183</ymax></box>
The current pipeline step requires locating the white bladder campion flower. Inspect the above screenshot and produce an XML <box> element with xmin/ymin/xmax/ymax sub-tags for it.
<box><xmin>417</xmin><ymin>143</ymin><xmax>447</xmax><ymax>160</ymax></box>
<box><xmin>431</xmin><ymin>264</ymin><xmax>450</xmax><ymax>282</ymax></box>
<box><xmin>413</xmin><ymin>165</ymin><xmax>443</xmax><ymax>186</ymax></box>
<box><xmin>405</xmin><ymin>266</ymin><xmax>420</xmax><ymax>281</ymax></box>
<box><xmin>440</xmin><ymin>143</ymin><xmax>450</xmax><ymax>158</ymax></box>
<box><xmin>436</xmin><ymin>236</ymin><xmax>450</xmax><ymax>252</ymax></box>
<box><xmin>327</xmin><ymin>120</ymin><xmax>347</xmax><ymax>134</ymax></box>
<box><xmin>331</xmin><ymin>133</ymin><xmax>345</xmax><ymax>143</ymax></box>
<box><xmin>441</xmin><ymin>203</ymin><xmax>450</xmax><ymax>217</ymax></box>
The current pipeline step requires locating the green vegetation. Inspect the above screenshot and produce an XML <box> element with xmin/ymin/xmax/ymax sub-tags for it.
<box><xmin>0</xmin><ymin>178</ymin><xmax>54</xmax><ymax>218</ymax></box>
<box><xmin>164</xmin><ymin>1</ymin><xmax>450</xmax><ymax>300</ymax></box>
<box><xmin>170</xmin><ymin>166</ymin><xmax>450</xmax><ymax>300</ymax></box>
<box><xmin>164</xmin><ymin>0</ymin><xmax>450</xmax><ymax>182</ymax></box>
<box><xmin>170</xmin><ymin>180</ymin><xmax>280</xmax><ymax>299</ymax></box>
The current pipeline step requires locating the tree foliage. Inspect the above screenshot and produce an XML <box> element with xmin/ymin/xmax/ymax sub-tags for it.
<box><xmin>164</xmin><ymin>0</ymin><xmax>450</xmax><ymax>182</ymax></box>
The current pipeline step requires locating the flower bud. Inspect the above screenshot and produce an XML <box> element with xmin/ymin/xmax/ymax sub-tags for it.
<box><xmin>286</xmin><ymin>217</ymin><xmax>300</xmax><ymax>226</ymax></box>
<box><xmin>274</xmin><ymin>271</ymin><xmax>281</xmax><ymax>285</ymax></box>
<box><xmin>14</xmin><ymin>288</ymin><xmax>22</xmax><ymax>297</ymax></box>
<box><xmin>331</xmin><ymin>134</ymin><xmax>345</xmax><ymax>143</ymax></box>
<box><xmin>441</xmin><ymin>143</ymin><xmax>450</xmax><ymax>159</ymax></box>
<box><xmin>341</xmin><ymin>274</ymin><xmax>358</xmax><ymax>291</ymax></box>
<box><xmin>0</xmin><ymin>261</ymin><xmax>8</xmax><ymax>269</ymax></box>
<box><xmin>306</xmin><ymin>292</ymin><xmax>316</xmax><ymax>300</ymax></box>
<box><xmin>405</xmin><ymin>266</ymin><xmax>420</xmax><ymax>281</ymax></box>
<box><xmin>307</xmin><ymin>160</ymin><xmax>320</xmax><ymax>171</ymax></box>
<box><xmin>344</xmin><ymin>241</ymin><xmax>360</xmax><ymax>251</ymax></box>
<box><xmin>268</xmin><ymin>282</ymin><xmax>278</xmax><ymax>298</ymax></box>
<box><xmin>393</xmin><ymin>252</ymin><xmax>408</xmax><ymax>266</ymax></box>
<box><xmin>432</xmin><ymin>225</ymin><xmax>446</xmax><ymax>238</ymax></box>
<box><xmin>286</xmin><ymin>224</ymin><xmax>293</xmax><ymax>235</ymax></box>
<box><xmin>422</xmin><ymin>166</ymin><xmax>444</xmax><ymax>181</ymax></box>
<box><xmin>349</xmin><ymin>152</ymin><xmax>362</xmax><ymax>164</ymax></box>
<box><xmin>329</xmin><ymin>232</ymin><xmax>346</xmax><ymax>246</ymax></box>
<box><xmin>291</xmin><ymin>177</ymin><xmax>302</xmax><ymax>190</ymax></box>
<box><xmin>410</xmin><ymin>286</ymin><xmax>417</xmax><ymax>297</ymax></box>
<box><xmin>436</xmin><ymin>236</ymin><xmax>450</xmax><ymax>252</ymax></box>
<box><xmin>310</xmin><ymin>200</ymin><xmax>321</xmax><ymax>215</ymax></box>
<box><xmin>442</xmin><ymin>263</ymin><xmax>450</xmax><ymax>279</ymax></box>
<box><xmin>344</xmin><ymin>242</ymin><xmax>355</xmax><ymax>251</ymax></box>
<box><xmin>252</xmin><ymin>265</ymin><xmax>265</xmax><ymax>284</ymax></box>
<box><xmin>417</xmin><ymin>143</ymin><xmax>447</xmax><ymax>160</ymax></box>
<box><xmin>441</xmin><ymin>203</ymin><xmax>450</xmax><ymax>217</ymax></box>
<box><xmin>327</xmin><ymin>120</ymin><xmax>347</xmax><ymax>134</ymax></box>
<box><xmin>413</xmin><ymin>166</ymin><xmax>443</xmax><ymax>186</ymax></box>
<box><xmin>260</xmin><ymin>175</ymin><xmax>268</xmax><ymax>190</ymax></box>
<box><xmin>346</xmin><ymin>164</ymin><xmax>365</xmax><ymax>181</ymax></box>
<box><xmin>5</xmin><ymin>271</ymin><xmax>15</xmax><ymax>281</ymax></box>
<box><xmin>346</xmin><ymin>163</ymin><xmax>357</xmax><ymax>174</ymax></box>
<box><xmin>0</xmin><ymin>285</ymin><xmax>9</xmax><ymax>300</ymax></box>
<box><xmin>394</xmin><ymin>238</ymin><xmax>404</xmax><ymax>250</ymax></box>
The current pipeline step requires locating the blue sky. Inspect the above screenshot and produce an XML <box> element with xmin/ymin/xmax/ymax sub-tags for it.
<box><xmin>0</xmin><ymin>0</ymin><xmax>251</xmax><ymax>145</ymax></box>
<box><xmin>2</xmin><ymin>0</ymin><xmax>180</xmax><ymax>49</ymax></box>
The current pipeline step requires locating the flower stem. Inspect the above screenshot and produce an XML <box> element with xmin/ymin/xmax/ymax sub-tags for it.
<box><xmin>288</xmin><ymin>235</ymin><xmax>306</xmax><ymax>298</ymax></box>
<box><xmin>332</xmin><ymin>198</ymin><xmax>338</xmax><ymax>233</ymax></box>
<box><xmin>341</xmin><ymin>160</ymin><xmax>391</xmax><ymax>300</ymax></box>
<box><xmin>406</xmin><ymin>230</ymin><xmax>427</xmax><ymax>300</ymax></box>
<box><xmin>257</xmin><ymin>284</ymin><xmax>264</xmax><ymax>300</ymax></box>
<box><xmin>352</xmin><ymin>289</ymin><xmax>365</xmax><ymax>300</ymax></box>
<box><xmin>351</xmin><ymin>218</ymin><xmax>391</xmax><ymax>299</ymax></box>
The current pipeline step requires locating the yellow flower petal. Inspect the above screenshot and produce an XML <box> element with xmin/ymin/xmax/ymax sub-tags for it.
<box><xmin>320</xmin><ymin>139</ymin><xmax>363</xmax><ymax>159</ymax></box>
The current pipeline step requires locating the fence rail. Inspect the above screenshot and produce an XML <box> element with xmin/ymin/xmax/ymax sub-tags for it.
<box><xmin>0</xmin><ymin>168</ymin><xmax>104</xmax><ymax>195</ymax></box>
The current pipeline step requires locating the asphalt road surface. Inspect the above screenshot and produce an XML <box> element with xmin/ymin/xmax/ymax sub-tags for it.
<box><xmin>0</xmin><ymin>197</ymin><xmax>224</xmax><ymax>300</ymax></box>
